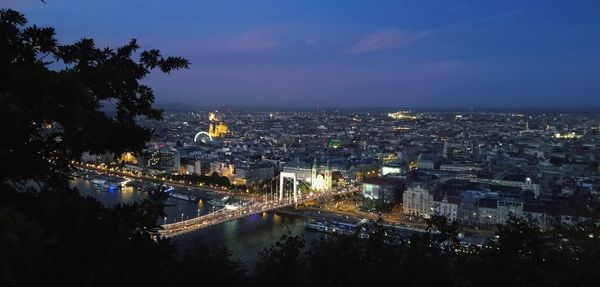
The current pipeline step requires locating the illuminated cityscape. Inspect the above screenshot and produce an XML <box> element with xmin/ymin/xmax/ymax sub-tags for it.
<box><xmin>60</xmin><ymin>108</ymin><xmax>600</xmax><ymax>285</ymax></box>
<box><xmin>84</xmin><ymin>109</ymin><xmax>600</xmax><ymax>233</ymax></box>
<box><xmin>2</xmin><ymin>1</ymin><xmax>600</xmax><ymax>286</ymax></box>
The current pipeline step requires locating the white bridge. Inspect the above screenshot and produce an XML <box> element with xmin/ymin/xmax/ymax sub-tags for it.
<box><xmin>159</xmin><ymin>176</ymin><xmax>355</xmax><ymax>238</ymax></box>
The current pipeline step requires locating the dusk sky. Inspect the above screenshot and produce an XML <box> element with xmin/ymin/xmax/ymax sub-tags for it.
<box><xmin>4</xmin><ymin>0</ymin><xmax>600</xmax><ymax>108</ymax></box>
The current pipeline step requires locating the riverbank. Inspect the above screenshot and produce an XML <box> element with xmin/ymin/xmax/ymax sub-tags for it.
<box><xmin>276</xmin><ymin>204</ymin><xmax>492</xmax><ymax>245</ymax></box>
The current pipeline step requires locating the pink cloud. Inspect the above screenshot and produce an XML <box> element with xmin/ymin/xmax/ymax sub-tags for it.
<box><xmin>350</xmin><ymin>29</ymin><xmax>430</xmax><ymax>54</ymax></box>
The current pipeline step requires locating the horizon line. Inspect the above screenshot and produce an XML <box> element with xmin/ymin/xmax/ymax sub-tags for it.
<box><xmin>152</xmin><ymin>103</ymin><xmax>600</xmax><ymax>111</ymax></box>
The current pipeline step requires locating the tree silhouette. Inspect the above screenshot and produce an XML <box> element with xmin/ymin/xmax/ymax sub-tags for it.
<box><xmin>0</xmin><ymin>9</ymin><xmax>188</xmax><ymax>286</ymax></box>
<box><xmin>254</xmin><ymin>232</ymin><xmax>309</xmax><ymax>286</ymax></box>
<box><xmin>1</xmin><ymin>8</ymin><xmax>188</xmax><ymax>189</ymax></box>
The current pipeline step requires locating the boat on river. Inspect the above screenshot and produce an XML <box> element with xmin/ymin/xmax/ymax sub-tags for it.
<box><xmin>168</xmin><ymin>192</ymin><xmax>199</xmax><ymax>202</ymax></box>
<box><xmin>164</xmin><ymin>186</ymin><xmax>199</xmax><ymax>202</ymax></box>
<box><xmin>208</xmin><ymin>196</ymin><xmax>230</xmax><ymax>207</ymax></box>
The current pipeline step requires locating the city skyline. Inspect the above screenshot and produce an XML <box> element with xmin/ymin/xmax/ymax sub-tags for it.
<box><xmin>3</xmin><ymin>5</ymin><xmax>600</xmax><ymax>285</ymax></box>
<box><xmin>5</xmin><ymin>0</ymin><xmax>600</xmax><ymax>108</ymax></box>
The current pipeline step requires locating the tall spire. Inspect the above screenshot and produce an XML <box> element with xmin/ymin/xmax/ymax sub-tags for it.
<box><xmin>442</xmin><ymin>140</ymin><xmax>448</xmax><ymax>159</ymax></box>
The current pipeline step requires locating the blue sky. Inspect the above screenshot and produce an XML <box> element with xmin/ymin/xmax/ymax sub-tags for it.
<box><xmin>4</xmin><ymin>0</ymin><xmax>600</xmax><ymax>108</ymax></box>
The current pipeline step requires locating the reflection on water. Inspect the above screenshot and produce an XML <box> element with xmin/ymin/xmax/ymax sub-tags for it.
<box><xmin>74</xmin><ymin>179</ymin><xmax>143</xmax><ymax>206</ymax></box>
<box><xmin>273</xmin><ymin>212</ymin><xmax>282</xmax><ymax>224</ymax></box>
<box><xmin>175</xmin><ymin>211</ymin><xmax>317</xmax><ymax>266</ymax></box>
<box><xmin>72</xmin><ymin>178</ymin><xmax>217</xmax><ymax>223</ymax></box>
<box><xmin>70</xmin><ymin>177</ymin><xmax>316</xmax><ymax>265</ymax></box>
<box><xmin>120</xmin><ymin>186</ymin><xmax>134</xmax><ymax>200</ymax></box>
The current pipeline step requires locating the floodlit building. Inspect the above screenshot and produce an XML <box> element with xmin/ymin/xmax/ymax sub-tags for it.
<box><xmin>208</xmin><ymin>112</ymin><xmax>229</xmax><ymax>138</ymax></box>
<box><xmin>210</xmin><ymin>162</ymin><xmax>235</xmax><ymax>179</ymax></box>
<box><xmin>282</xmin><ymin>160</ymin><xmax>312</xmax><ymax>183</ymax></box>
<box><xmin>311</xmin><ymin>159</ymin><xmax>332</xmax><ymax>191</ymax></box>
<box><xmin>381</xmin><ymin>162</ymin><xmax>406</xmax><ymax>176</ymax></box>
<box><xmin>138</xmin><ymin>147</ymin><xmax>180</xmax><ymax>174</ymax></box>
<box><xmin>235</xmin><ymin>161</ymin><xmax>275</xmax><ymax>183</ymax></box>
<box><xmin>403</xmin><ymin>185</ymin><xmax>434</xmax><ymax>218</ymax></box>
<box><xmin>435</xmin><ymin>193</ymin><xmax>460</xmax><ymax>222</ymax></box>
<box><xmin>361</xmin><ymin>177</ymin><xmax>405</xmax><ymax>205</ymax></box>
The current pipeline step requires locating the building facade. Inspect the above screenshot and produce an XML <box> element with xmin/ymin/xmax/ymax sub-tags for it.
<box><xmin>311</xmin><ymin>159</ymin><xmax>332</xmax><ymax>191</ymax></box>
<box><xmin>435</xmin><ymin>195</ymin><xmax>459</xmax><ymax>222</ymax></box>
<box><xmin>403</xmin><ymin>185</ymin><xmax>434</xmax><ymax>218</ymax></box>
<box><xmin>361</xmin><ymin>177</ymin><xmax>404</xmax><ymax>205</ymax></box>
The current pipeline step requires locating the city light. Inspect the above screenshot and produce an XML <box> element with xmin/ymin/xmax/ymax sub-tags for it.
<box><xmin>553</xmin><ymin>132</ymin><xmax>582</xmax><ymax>139</ymax></box>
<box><xmin>388</xmin><ymin>111</ymin><xmax>417</xmax><ymax>120</ymax></box>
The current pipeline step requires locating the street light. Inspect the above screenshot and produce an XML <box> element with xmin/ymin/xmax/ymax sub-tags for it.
<box><xmin>181</xmin><ymin>212</ymin><xmax>184</xmax><ymax>222</ymax></box>
<box><xmin>164</xmin><ymin>217</ymin><xmax>167</xmax><ymax>225</ymax></box>
<box><xmin>197</xmin><ymin>209</ymin><xmax>200</xmax><ymax>217</ymax></box>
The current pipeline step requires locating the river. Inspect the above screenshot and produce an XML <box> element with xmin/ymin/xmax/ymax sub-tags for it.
<box><xmin>71</xmin><ymin>177</ymin><xmax>321</xmax><ymax>265</ymax></box>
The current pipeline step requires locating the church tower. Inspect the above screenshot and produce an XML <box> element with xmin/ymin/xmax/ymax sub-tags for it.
<box><xmin>325</xmin><ymin>160</ymin><xmax>332</xmax><ymax>189</ymax></box>
<box><xmin>310</xmin><ymin>158</ymin><xmax>332</xmax><ymax>191</ymax></box>
<box><xmin>311</xmin><ymin>158</ymin><xmax>317</xmax><ymax>180</ymax></box>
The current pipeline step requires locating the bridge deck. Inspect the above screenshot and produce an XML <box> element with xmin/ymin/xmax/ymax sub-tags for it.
<box><xmin>159</xmin><ymin>189</ymin><xmax>354</xmax><ymax>238</ymax></box>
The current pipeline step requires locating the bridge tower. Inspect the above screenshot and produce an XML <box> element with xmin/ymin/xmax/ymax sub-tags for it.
<box><xmin>279</xmin><ymin>172</ymin><xmax>299</xmax><ymax>203</ymax></box>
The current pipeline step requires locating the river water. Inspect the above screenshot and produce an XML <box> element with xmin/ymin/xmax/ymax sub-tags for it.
<box><xmin>71</xmin><ymin>178</ymin><xmax>320</xmax><ymax>265</ymax></box>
